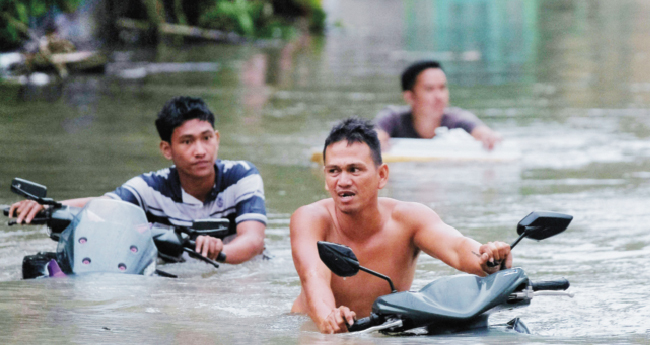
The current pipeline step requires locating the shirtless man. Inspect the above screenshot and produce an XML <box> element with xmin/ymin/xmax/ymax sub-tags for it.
<box><xmin>290</xmin><ymin>118</ymin><xmax>511</xmax><ymax>334</ymax></box>
<box><xmin>375</xmin><ymin>60</ymin><xmax>502</xmax><ymax>150</ymax></box>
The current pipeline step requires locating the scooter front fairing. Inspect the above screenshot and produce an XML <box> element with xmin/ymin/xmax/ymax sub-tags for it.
<box><xmin>371</xmin><ymin>268</ymin><xmax>531</xmax><ymax>333</ymax></box>
<box><xmin>56</xmin><ymin>199</ymin><xmax>158</xmax><ymax>276</ymax></box>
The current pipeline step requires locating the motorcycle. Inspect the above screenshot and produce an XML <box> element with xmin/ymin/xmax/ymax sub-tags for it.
<box><xmin>317</xmin><ymin>211</ymin><xmax>575</xmax><ymax>335</ymax></box>
<box><xmin>3</xmin><ymin>178</ymin><xmax>230</xmax><ymax>279</ymax></box>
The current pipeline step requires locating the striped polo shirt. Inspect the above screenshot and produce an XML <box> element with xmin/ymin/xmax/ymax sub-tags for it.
<box><xmin>105</xmin><ymin>159</ymin><xmax>266</xmax><ymax>236</ymax></box>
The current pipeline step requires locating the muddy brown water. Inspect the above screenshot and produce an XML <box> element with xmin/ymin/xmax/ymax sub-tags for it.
<box><xmin>1</xmin><ymin>1</ymin><xmax>649</xmax><ymax>343</ymax></box>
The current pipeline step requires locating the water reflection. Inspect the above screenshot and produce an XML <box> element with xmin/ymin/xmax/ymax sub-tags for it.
<box><xmin>402</xmin><ymin>0</ymin><xmax>538</xmax><ymax>86</ymax></box>
<box><xmin>241</xmin><ymin>53</ymin><xmax>270</xmax><ymax>125</ymax></box>
<box><xmin>241</xmin><ymin>32</ymin><xmax>313</xmax><ymax>126</ymax></box>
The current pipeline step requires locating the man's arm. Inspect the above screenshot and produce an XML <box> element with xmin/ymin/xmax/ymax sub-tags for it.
<box><xmin>8</xmin><ymin>197</ymin><xmax>101</xmax><ymax>224</ymax></box>
<box><xmin>195</xmin><ymin>161</ymin><xmax>267</xmax><ymax>263</ymax></box>
<box><xmin>444</xmin><ymin>108</ymin><xmax>502</xmax><ymax>150</ymax></box>
<box><xmin>290</xmin><ymin>205</ymin><xmax>355</xmax><ymax>333</ymax></box>
<box><xmin>471</xmin><ymin>125</ymin><xmax>502</xmax><ymax>151</ymax></box>
<box><xmin>195</xmin><ymin>220</ymin><xmax>265</xmax><ymax>263</ymax></box>
<box><xmin>409</xmin><ymin>203</ymin><xmax>511</xmax><ymax>276</ymax></box>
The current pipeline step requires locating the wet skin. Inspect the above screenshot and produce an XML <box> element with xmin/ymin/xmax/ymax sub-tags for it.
<box><xmin>294</xmin><ymin>142</ymin><xmax>419</xmax><ymax>316</ymax></box>
<box><xmin>290</xmin><ymin>140</ymin><xmax>512</xmax><ymax>333</ymax></box>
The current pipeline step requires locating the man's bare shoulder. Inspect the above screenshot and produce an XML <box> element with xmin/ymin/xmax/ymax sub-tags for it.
<box><xmin>378</xmin><ymin>198</ymin><xmax>441</xmax><ymax>225</ymax></box>
<box><xmin>290</xmin><ymin>199</ymin><xmax>335</xmax><ymax>235</ymax></box>
<box><xmin>292</xmin><ymin>199</ymin><xmax>333</xmax><ymax>220</ymax></box>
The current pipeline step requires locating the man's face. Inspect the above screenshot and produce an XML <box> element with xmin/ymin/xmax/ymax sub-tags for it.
<box><xmin>405</xmin><ymin>68</ymin><xmax>449</xmax><ymax>119</ymax></box>
<box><xmin>324</xmin><ymin>141</ymin><xmax>388</xmax><ymax>214</ymax></box>
<box><xmin>160</xmin><ymin>119</ymin><xmax>220</xmax><ymax>180</ymax></box>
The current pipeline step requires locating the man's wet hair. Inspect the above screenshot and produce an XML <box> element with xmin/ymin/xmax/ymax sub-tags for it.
<box><xmin>155</xmin><ymin>96</ymin><xmax>215</xmax><ymax>142</ymax></box>
<box><xmin>323</xmin><ymin>117</ymin><xmax>382</xmax><ymax>166</ymax></box>
<box><xmin>401</xmin><ymin>60</ymin><xmax>444</xmax><ymax>91</ymax></box>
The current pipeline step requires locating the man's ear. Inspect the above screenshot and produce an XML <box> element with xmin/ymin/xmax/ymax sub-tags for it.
<box><xmin>377</xmin><ymin>163</ymin><xmax>389</xmax><ymax>189</ymax></box>
<box><xmin>214</xmin><ymin>130</ymin><xmax>220</xmax><ymax>149</ymax></box>
<box><xmin>323</xmin><ymin>166</ymin><xmax>329</xmax><ymax>191</ymax></box>
<box><xmin>159</xmin><ymin>141</ymin><xmax>172</xmax><ymax>160</ymax></box>
<box><xmin>403</xmin><ymin>90</ymin><xmax>415</xmax><ymax>107</ymax></box>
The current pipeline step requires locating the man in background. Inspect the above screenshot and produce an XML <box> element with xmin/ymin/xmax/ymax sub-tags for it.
<box><xmin>375</xmin><ymin>60</ymin><xmax>502</xmax><ymax>150</ymax></box>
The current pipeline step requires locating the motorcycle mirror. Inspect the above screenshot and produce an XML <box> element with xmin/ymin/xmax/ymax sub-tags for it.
<box><xmin>318</xmin><ymin>241</ymin><xmax>398</xmax><ymax>292</ymax></box>
<box><xmin>9</xmin><ymin>178</ymin><xmax>60</xmax><ymax>207</ymax></box>
<box><xmin>11</xmin><ymin>178</ymin><xmax>47</xmax><ymax>199</ymax></box>
<box><xmin>191</xmin><ymin>218</ymin><xmax>230</xmax><ymax>238</ymax></box>
<box><xmin>511</xmin><ymin>211</ymin><xmax>573</xmax><ymax>249</ymax></box>
<box><xmin>152</xmin><ymin>227</ymin><xmax>185</xmax><ymax>258</ymax></box>
<box><xmin>317</xmin><ymin>241</ymin><xmax>360</xmax><ymax>277</ymax></box>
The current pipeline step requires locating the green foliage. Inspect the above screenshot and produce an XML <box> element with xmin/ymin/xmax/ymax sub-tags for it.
<box><xmin>308</xmin><ymin>6</ymin><xmax>325</xmax><ymax>33</ymax></box>
<box><xmin>294</xmin><ymin>0</ymin><xmax>325</xmax><ymax>33</ymax></box>
<box><xmin>0</xmin><ymin>0</ymin><xmax>83</xmax><ymax>51</ymax></box>
<box><xmin>1</xmin><ymin>1</ymin><xmax>27</xmax><ymax>50</ymax></box>
<box><xmin>52</xmin><ymin>0</ymin><xmax>84</xmax><ymax>13</ymax></box>
<box><xmin>1</xmin><ymin>0</ymin><xmax>325</xmax><ymax>49</ymax></box>
<box><xmin>219</xmin><ymin>0</ymin><xmax>256</xmax><ymax>35</ymax></box>
<box><xmin>257</xmin><ymin>18</ymin><xmax>298</xmax><ymax>40</ymax></box>
<box><xmin>199</xmin><ymin>0</ymin><xmax>268</xmax><ymax>37</ymax></box>
<box><xmin>198</xmin><ymin>0</ymin><xmax>324</xmax><ymax>38</ymax></box>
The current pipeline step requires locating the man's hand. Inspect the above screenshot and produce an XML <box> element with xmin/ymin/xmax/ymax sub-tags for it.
<box><xmin>477</xmin><ymin>241</ymin><xmax>512</xmax><ymax>275</ymax></box>
<box><xmin>319</xmin><ymin>306</ymin><xmax>356</xmax><ymax>334</ymax></box>
<box><xmin>471</xmin><ymin>125</ymin><xmax>502</xmax><ymax>150</ymax></box>
<box><xmin>8</xmin><ymin>200</ymin><xmax>45</xmax><ymax>224</ymax></box>
<box><xmin>195</xmin><ymin>235</ymin><xmax>224</xmax><ymax>261</ymax></box>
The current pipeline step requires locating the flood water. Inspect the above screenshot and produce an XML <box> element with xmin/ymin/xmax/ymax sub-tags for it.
<box><xmin>1</xmin><ymin>0</ymin><xmax>650</xmax><ymax>343</ymax></box>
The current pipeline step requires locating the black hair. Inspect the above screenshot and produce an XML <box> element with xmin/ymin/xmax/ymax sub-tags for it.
<box><xmin>401</xmin><ymin>60</ymin><xmax>444</xmax><ymax>91</ymax></box>
<box><xmin>155</xmin><ymin>96</ymin><xmax>215</xmax><ymax>142</ymax></box>
<box><xmin>323</xmin><ymin>117</ymin><xmax>382</xmax><ymax>166</ymax></box>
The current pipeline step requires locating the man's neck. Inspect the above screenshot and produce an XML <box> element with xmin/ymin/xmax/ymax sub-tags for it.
<box><xmin>178</xmin><ymin>170</ymin><xmax>215</xmax><ymax>203</ymax></box>
<box><xmin>411</xmin><ymin>108</ymin><xmax>442</xmax><ymax>139</ymax></box>
<box><xmin>335</xmin><ymin>199</ymin><xmax>384</xmax><ymax>241</ymax></box>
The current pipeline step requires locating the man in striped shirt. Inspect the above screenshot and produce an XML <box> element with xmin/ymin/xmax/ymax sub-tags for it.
<box><xmin>10</xmin><ymin>97</ymin><xmax>266</xmax><ymax>263</ymax></box>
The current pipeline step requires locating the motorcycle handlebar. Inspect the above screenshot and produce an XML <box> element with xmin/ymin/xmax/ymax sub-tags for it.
<box><xmin>186</xmin><ymin>240</ymin><xmax>226</xmax><ymax>262</ymax></box>
<box><xmin>3</xmin><ymin>206</ymin><xmax>49</xmax><ymax>225</ymax></box>
<box><xmin>152</xmin><ymin>228</ymin><xmax>221</xmax><ymax>268</ymax></box>
<box><xmin>347</xmin><ymin>316</ymin><xmax>373</xmax><ymax>332</ymax></box>
<box><xmin>347</xmin><ymin>313</ymin><xmax>384</xmax><ymax>332</ymax></box>
<box><xmin>531</xmin><ymin>278</ymin><xmax>570</xmax><ymax>291</ymax></box>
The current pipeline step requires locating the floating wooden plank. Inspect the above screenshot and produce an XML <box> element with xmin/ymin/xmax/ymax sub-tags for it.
<box><xmin>115</xmin><ymin>17</ymin><xmax>243</xmax><ymax>43</ymax></box>
<box><xmin>49</xmin><ymin>51</ymin><xmax>96</xmax><ymax>64</ymax></box>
